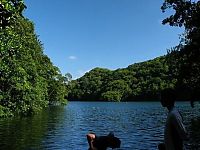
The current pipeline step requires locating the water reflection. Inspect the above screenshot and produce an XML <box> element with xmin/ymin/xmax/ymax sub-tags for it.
<box><xmin>0</xmin><ymin>102</ymin><xmax>199</xmax><ymax>150</ymax></box>
<box><xmin>187</xmin><ymin>118</ymin><xmax>200</xmax><ymax>149</ymax></box>
<box><xmin>0</xmin><ymin>106</ymin><xmax>66</xmax><ymax>150</ymax></box>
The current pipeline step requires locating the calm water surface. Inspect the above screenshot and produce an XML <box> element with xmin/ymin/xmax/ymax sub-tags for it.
<box><xmin>0</xmin><ymin>102</ymin><xmax>199</xmax><ymax>150</ymax></box>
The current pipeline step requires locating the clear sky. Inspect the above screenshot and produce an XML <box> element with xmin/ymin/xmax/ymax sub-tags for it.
<box><xmin>24</xmin><ymin>0</ymin><xmax>183</xmax><ymax>79</ymax></box>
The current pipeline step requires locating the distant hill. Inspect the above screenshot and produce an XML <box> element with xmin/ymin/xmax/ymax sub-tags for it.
<box><xmin>67</xmin><ymin>56</ymin><xmax>182</xmax><ymax>102</ymax></box>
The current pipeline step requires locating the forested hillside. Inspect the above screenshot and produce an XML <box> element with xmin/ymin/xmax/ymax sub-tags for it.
<box><xmin>0</xmin><ymin>0</ymin><xmax>68</xmax><ymax>117</ymax></box>
<box><xmin>68</xmin><ymin>56</ymin><xmax>177</xmax><ymax>102</ymax></box>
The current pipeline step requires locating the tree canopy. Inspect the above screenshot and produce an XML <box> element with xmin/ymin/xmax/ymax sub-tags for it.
<box><xmin>68</xmin><ymin>57</ymin><xmax>177</xmax><ymax>102</ymax></box>
<box><xmin>161</xmin><ymin>0</ymin><xmax>200</xmax><ymax>103</ymax></box>
<box><xmin>0</xmin><ymin>0</ymin><xmax>68</xmax><ymax>117</ymax></box>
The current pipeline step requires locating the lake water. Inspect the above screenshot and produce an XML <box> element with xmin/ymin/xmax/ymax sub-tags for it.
<box><xmin>0</xmin><ymin>102</ymin><xmax>199</xmax><ymax>150</ymax></box>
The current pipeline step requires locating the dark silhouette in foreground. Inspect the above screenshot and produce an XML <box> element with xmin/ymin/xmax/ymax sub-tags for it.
<box><xmin>158</xmin><ymin>88</ymin><xmax>188</xmax><ymax>150</ymax></box>
<box><xmin>87</xmin><ymin>132</ymin><xmax>121</xmax><ymax>150</ymax></box>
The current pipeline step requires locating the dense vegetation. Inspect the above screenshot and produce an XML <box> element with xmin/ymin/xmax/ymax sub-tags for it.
<box><xmin>0</xmin><ymin>0</ymin><xmax>69</xmax><ymax>117</ymax></box>
<box><xmin>68</xmin><ymin>57</ymin><xmax>177</xmax><ymax>102</ymax></box>
<box><xmin>161</xmin><ymin>0</ymin><xmax>200</xmax><ymax>105</ymax></box>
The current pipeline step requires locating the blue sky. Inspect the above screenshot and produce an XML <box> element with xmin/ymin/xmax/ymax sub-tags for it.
<box><xmin>24</xmin><ymin>0</ymin><xmax>183</xmax><ymax>79</ymax></box>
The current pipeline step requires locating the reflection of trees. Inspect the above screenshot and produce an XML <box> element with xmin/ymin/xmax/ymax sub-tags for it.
<box><xmin>186</xmin><ymin>118</ymin><xmax>200</xmax><ymax>149</ymax></box>
<box><xmin>0</xmin><ymin>106</ymin><xmax>65</xmax><ymax>150</ymax></box>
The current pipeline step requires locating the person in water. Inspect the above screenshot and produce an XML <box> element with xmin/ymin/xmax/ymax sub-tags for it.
<box><xmin>158</xmin><ymin>88</ymin><xmax>188</xmax><ymax>150</ymax></box>
<box><xmin>86</xmin><ymin>132</ymin><xmax>121</xmax><ymax>150</ymax></box>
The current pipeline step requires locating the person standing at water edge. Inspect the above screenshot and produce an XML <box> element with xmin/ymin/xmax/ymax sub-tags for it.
<box><xmin>159</xmin><ymin>88</ymin><xmax>188</xmax><ymax>150</ymax></box>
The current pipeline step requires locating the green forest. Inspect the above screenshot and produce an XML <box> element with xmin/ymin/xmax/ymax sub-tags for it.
<box><xmin>67</xmin><ymin>56</ymin><xmax>190</xmax><ymax>102</ymax></box>
<box><xmin>68</xmin><ymin>57</ymin><xmax>174</xmax><ymax>101</ymax></box>
<box><xmin>1</xmin><ymin>0</ymin><xmax>200</xmax><ymax>117</ymax></box>
<box><xmin>0</xmin><ymin>0</ymin><xmax>69</xmax><ymax>117</ymax></box>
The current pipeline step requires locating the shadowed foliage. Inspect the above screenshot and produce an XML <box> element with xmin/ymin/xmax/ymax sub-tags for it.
<box><xmin>161</xmin><ymin>0</ymin><xmax>200</xmax><ymax>104</ymax></box>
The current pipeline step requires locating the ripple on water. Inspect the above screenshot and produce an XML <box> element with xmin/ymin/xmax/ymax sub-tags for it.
<box><xmin>0</xmin><ymin>102</ymin><xmax>199</xmax><ymax>149</ymax></box>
